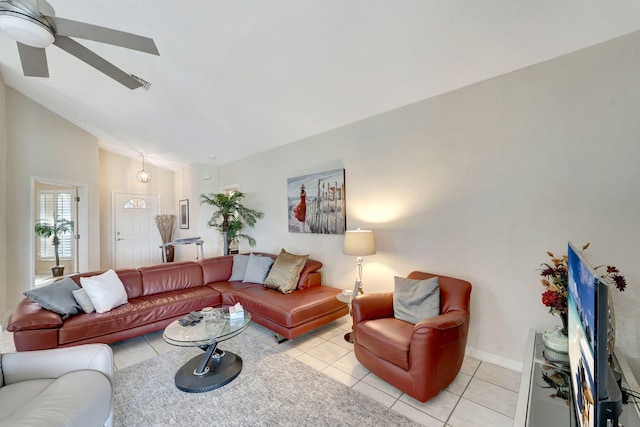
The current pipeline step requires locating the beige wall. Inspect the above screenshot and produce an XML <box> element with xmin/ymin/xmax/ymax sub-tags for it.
<box><xmin>4</xmin><ymin>87</ymin><xmax>101</xmax><ymax>320</ymax></box>
<box><xmin>98</xmin><ymin>149</ymin><xmax>177</xmax><ymax>269</ymax></box>
<box><xmin>0</xmin><ymin>73</ymin><xmax>7</xmax><ymax>327</ymax></box>
<box><xmin>219</xmin><ymin>31</ymin><xmax>640</xmax><ymax>374</ymax></box>
<box><xmin>173</xmin><ymin>163</ymin><xmax>223</xmax><ymax>259</ymax></box>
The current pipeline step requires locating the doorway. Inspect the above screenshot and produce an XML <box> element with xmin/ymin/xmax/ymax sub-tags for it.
<box><xmin>113</xmin><ymin>193</ymin><xmax>160</xmax><ymax>269</ymax></box>
<box><xmin>31</xmin><ymin>178</ymin><xmax>88</xmax><ymax>287</ymax></box>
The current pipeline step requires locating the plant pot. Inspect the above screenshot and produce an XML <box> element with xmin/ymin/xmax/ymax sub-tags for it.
<box><xmin>51</xmin><ymin>266</ymin><xmax>65</xmax><ymax>277</ymax></box>
<box><xmin>164</xmin><ymin>245</ymin><xmax>175</xmax><ymax>263</ymax></box>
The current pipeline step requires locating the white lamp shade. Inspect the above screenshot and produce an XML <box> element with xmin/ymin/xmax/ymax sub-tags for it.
<box><xmin>343</xmin><ymin>229</ymin><xmax>376</xmax><ymax>256</ymax></box>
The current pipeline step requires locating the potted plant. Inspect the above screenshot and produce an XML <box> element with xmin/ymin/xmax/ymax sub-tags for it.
<box><xmin>200</xmin><ymin>192</ymin><xmax>264</xmax><ymax>255</ymax></box>
<box><xmin>34</xmin><ymin>213</ymin><xmax>74</xmax><ymax>277</ymax></box>
<box><xmin>155</xmin><ymin>214</ymin><xmax>177</xmax><ymax>262</ymax></box>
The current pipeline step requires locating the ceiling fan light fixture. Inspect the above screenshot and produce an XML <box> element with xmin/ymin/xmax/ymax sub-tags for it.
<box><xmin>0</xmin><ymin>13</ymin><xmax>54</xmax><ymax>48</ymax></box>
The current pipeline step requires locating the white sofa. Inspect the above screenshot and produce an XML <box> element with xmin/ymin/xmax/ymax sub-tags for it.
<box><xmin>0</xmin><ymin>344</ymin><xmax>114</xmax><ymax>427</ymax></box>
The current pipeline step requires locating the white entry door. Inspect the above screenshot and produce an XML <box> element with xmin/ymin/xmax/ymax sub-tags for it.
<box><xmin>114</xmin><ymin>193</ymin><xmax>160</xmax><ymax>269</ymax></box>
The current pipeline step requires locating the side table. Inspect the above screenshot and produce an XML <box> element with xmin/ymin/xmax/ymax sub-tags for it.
<box><xmin>336</xmin><ymin>290</ymin><xmax>354</xmax><ymax>343</ymax></box>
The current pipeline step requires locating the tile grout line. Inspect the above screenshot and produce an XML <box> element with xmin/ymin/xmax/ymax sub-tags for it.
<box><xmin>443</xmin><ymin>361</ymin><xmax>481</xmax><ymax>426</ymax></box>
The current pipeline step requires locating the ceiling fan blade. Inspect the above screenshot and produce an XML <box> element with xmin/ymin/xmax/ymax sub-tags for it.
<box><xmin>17</xmin><ymin>42</ymin><xmax>49</xmax><ymax>77</ymax></box>
<box><xmin>47</xmin><ymin>16</ymin><xmax>159</xmax><ymax>55</ymax></box>
<box><xmin>53</xmin><ymin>35</ymin><xmax>142</xmax><ymax>89</ymax></box>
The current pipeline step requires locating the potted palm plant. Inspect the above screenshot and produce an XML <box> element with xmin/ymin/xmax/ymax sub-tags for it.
<box><xmin>200</xmin><ymin>192</ymin><xmax>264</xmax><ymax>255</ymax></box>
<box><xmin>34</xmin><ymin>213</ymin><xmax>74</xmax><ymax>277</ymax></box>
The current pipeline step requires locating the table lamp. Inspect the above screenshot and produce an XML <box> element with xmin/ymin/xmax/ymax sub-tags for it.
<box><xmin>343</xmin><ymin>228</ymin><xmax>376</xmax><ymax>295</ymax></box>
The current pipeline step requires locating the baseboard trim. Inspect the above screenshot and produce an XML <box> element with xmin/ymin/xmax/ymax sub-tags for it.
<box><xmin>466</xmin><ymin>346</ymin><xmax>523</xmax><ymax>373</ymax></box>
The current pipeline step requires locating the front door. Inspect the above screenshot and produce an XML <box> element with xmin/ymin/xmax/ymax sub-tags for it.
<box><xmin>114</xmin><ymin>193</ymin><xmax>160</xmax><ymax>269</ymax></box>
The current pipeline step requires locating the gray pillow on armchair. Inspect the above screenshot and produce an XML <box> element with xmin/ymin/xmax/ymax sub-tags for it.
<box><xmin>393</xmin><ymin>276</ymin><xmax>440</xmax><ymax>324</ymax></box>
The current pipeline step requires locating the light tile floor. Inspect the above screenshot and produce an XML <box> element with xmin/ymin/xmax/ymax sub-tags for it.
<box><xmin>0</xmin><ymin>318</ymin><xmax>520</xmax><ymax>426</ymax></box>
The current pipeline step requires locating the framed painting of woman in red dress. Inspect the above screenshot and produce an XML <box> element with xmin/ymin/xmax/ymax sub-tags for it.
<box><xmin>287</xmin><ymin>169</ymin><xmax>346</xmax><ymax>234</ymax></box>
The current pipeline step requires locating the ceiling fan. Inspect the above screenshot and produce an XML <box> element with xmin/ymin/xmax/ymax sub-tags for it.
<box><xmin>0</xmin><ymin>0</ymin><xmax>159</xmax><ymax>89</ymax></box>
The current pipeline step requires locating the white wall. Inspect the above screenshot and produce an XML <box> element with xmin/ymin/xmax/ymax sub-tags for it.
<box><xmin>0</xmin><ymin>73</ymin><xmax>7</xmax><ymax>326</ymax></box>
<box><xmin>219</xmin><ymin>32</ymin><xmax>640</xmax><ymax>374</ymax></box>
<box><xmin>4</xmin><ymin>87</ymin><xmax>101</xmax><ymax>316</ymax></box>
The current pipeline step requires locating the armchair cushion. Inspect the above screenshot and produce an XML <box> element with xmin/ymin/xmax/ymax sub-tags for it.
<box><xmin>356</xmin><ymin>317</ymin><xmax>413</xmax><ymax>370</ymax></box>
<box><xmin>393</xmin><ymin>276</ymin><xmax>440</xmax><ymax>324</ymax></box>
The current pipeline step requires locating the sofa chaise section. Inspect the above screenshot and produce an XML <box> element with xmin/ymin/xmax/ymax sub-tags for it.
<box><xmin>200</xmin><ymin>254</ymin><xmax>349</xmax><ymax>340</ymax></box>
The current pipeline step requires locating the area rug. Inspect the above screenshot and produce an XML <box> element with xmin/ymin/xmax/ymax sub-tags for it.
<box><xmin>114</xmin><ymin>334</ymin><xmax>419</xmax><ymax>426</ymax></box>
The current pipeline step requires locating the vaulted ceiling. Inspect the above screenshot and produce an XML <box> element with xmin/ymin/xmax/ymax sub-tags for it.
<box><xmin>1</xmin><ymin>1</ymin><xmax>639</xmax><ymax>170</ymax></box>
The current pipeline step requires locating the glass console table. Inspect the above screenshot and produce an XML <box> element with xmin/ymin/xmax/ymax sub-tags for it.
<box><xmin>515</xmin><ymin>329</ymin><xmax>640</xmax><ymax>426</ymax></box>
<box><xmin>161</xmin><ymin>237</ymin><xmax>204</xmax><ymax>262</ymax></box>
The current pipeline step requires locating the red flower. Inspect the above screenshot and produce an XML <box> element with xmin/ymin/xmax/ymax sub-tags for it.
<box><xmin>539</xmin><ymin>244</ymin><xmax>628</xmax><ymax>315</ymax></box>
<box><xmin>612</xmin><ymin>274</ymin><xmax>627</xmax><ymax>292</ymax></box>
<box><xmin>542</xmin><ymin>290</ymin><xmax>567</xmax><ymax>313</ymax></box>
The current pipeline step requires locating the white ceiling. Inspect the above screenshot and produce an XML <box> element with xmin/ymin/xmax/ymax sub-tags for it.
<box><xmin>1</xmin><ymin>1</ymin><xmax>640</xmax><ymax>170</ymax></box>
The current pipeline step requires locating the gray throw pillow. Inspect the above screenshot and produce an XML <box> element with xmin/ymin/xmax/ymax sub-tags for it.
<box><xmin>73</xmin><ymin>288</ymin><xmax>96</xmax><ymax>313</ymax></box>
<box><xmin>243</xmin><ymin>253</ymin><xmax>275</xmax><ymax>284</ymax></box>
<box><xmin>23</xmin><ymin>277</ymin><xmax>82</xmax><ymax>319</ymax></box>
<box><xmin>393</xmin><ymin>276</ymin><xmax>440</xmax><ymax>324</ymax></box>
<box><xmin>229</xmin><ymin>255</ymin><xmax>250</xmax><ymax>281</ymax></box>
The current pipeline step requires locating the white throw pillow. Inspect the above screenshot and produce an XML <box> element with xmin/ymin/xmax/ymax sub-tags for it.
<box><xmin>80</xmin><ymin>269</ymin><xmax>128</xmax><ymax>313</ymax></box>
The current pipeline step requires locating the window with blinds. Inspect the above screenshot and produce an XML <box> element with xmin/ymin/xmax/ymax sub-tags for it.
<box><xmin>37</xmin><ymin>191</ymin><xmax>74</xmax><ymax>260</ymax></box>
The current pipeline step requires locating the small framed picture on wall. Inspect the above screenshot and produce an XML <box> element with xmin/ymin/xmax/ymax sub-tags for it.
<box><xmin>179</xmin><ymin>199</ymin><xmax>189</xmax><ymax>229</ymax></box>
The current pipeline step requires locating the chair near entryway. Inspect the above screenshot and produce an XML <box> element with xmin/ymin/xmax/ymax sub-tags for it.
<box><xmin>351</xmin><ymin>271</ymin><xmax>472</xmax><ymax>403</ymax></box>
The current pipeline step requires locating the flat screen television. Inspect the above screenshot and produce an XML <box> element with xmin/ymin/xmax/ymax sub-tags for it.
<box><xmin>567</xmin><ymin>242</ymin><xmax>622</xmax><ymax>427</ymax></box>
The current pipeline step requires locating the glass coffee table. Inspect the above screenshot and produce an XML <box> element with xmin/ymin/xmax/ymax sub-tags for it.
<box><xmin>163</xmin><ymin>307</ymin><xmax>251</xmax><ymax>393</ymax></box>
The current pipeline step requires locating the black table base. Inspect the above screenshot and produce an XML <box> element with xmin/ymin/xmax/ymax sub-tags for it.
<box><xmin>174</xmin><ymin>344</ymin><xmax>243</xmax><ymax>393</ymax></box>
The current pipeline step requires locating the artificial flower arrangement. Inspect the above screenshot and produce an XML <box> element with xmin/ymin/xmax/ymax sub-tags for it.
<box><xmin>539</xmin><ymin>242</ymin><xmax>627</xmax><ymax>317</ymax></box>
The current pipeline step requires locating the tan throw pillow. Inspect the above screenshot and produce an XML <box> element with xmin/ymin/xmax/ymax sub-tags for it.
<box><xmin>264</xmin><ymin>249</ymin><xmax>309</xmax><ymax>294</ymax></box>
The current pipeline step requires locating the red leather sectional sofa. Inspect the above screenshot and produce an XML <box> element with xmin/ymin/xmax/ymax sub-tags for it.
<box><xmin>8</xmin><ymin>253</ymin><xmax>349</xmax><ymax>351</ymax></box>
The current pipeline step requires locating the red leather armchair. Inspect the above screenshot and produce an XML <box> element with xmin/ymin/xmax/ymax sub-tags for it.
<box><xmin>351</xmin><ymin>271</ymin><xmax>472</xmax><ymax>402</ymax></box>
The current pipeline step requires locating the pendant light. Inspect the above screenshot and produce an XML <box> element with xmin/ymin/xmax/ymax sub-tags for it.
<box><xmin>136</xmin><ymin>154</ymin><xmax>151</xmax><ymax>183</ymax></box>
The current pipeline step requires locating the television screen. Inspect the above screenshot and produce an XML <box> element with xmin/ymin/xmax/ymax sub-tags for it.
<box><xmin>568</xmin><ymin>242</ymin><xmax>597</xmax><ymax>427</ymax></box>
<box><xmin>567</xmin><ymin>242</ymin><xmax>622</xmax><ymax>427</ymax></box>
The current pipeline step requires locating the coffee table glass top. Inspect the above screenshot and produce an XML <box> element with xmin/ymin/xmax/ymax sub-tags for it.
<box><xmin>163</xmin><ymin>307</ymin><xmax>251</xmax><ymax>348</ymax></box>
